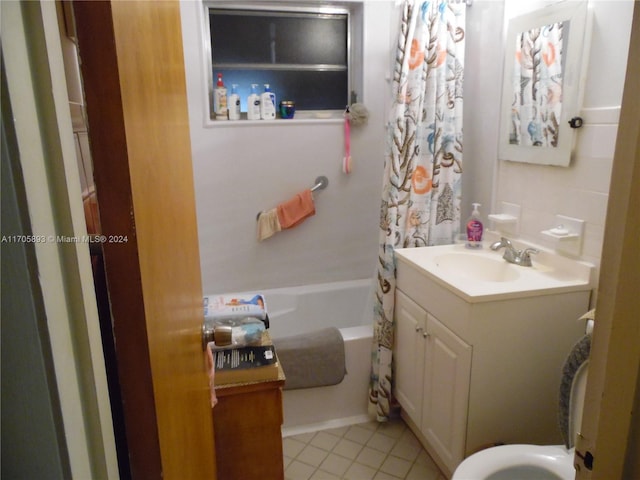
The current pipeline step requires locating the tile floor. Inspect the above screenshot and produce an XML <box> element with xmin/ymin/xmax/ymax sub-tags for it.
<box><xmin>283</xmin><ymin>417</ymin><xmax>447</xmax><ymax>480</ymax></box>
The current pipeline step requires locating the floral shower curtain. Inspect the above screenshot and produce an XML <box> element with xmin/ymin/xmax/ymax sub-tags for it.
<box><xmin>369</xmin><ymin>0</ymin><xmax>465</xmax><ymax>421</ymax></box>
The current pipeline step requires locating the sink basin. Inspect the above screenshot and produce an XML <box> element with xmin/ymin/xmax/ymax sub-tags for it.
<box><xmin>434</xmin><ymin>253</ymin><xmax>520</xmax><ymax>282</ymax></box>
<box><xmin>394</xmin><ymin>240</ymin><xmax>595</xmax><ymax>302</ymax></box>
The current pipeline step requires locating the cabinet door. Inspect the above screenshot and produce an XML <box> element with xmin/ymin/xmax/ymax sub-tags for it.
<box><xmin>393</xmin><ymin>290</ymin><xmax>428</xmax><ymax>426</ymax></box>
<box><xmin>422</xmin><ymin>314</ymin><xmax>472</xmax><ymax>473</ymax></box>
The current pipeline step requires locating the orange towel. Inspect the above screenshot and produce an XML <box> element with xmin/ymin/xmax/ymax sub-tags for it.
<box><xmin>277</xmin><ymin>189</ymin><xmax>316</xmax><ymax>229</ymax></box>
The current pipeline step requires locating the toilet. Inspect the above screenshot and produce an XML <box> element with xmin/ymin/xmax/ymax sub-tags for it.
<box><xmin>452</xmin><ymin>333</ymin><xmax>591</xmax><ymax>480</ymax></box>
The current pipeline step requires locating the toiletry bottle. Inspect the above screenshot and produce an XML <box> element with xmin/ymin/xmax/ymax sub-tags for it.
<box><xmin>228</xmin><ymin>84</ymin><xmax>241</xmax><ymax>120</ymax></box>
<box><xmin>260</xmin><ymin>83</ymin><xmax>276</xmax><ymax>120</ymax></box>
<box><xmin>213</xmin><ymin>73</ymin><xmax>228</xmax><ymax>120</ymax></box>
<box><xmin>466</xmin><ymin>203</ymin><xmax>484</xmax><ymax>249</ymax></box>
<box><xmin>247</xmin><ymin>83</ymin><xmax>261</xmax><ymax>120</ymax></box>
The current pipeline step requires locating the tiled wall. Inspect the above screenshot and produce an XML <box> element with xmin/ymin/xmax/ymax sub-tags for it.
<box><xmin>491</xmin><ymin>1</ymin><xmax>634</xmax><ymax>271</ymax></box>
<box><xmin>181</xmin><ymin>0</ymin><xmax>634</xmax><ymax>294</ymax></box>
<box><xmin>180</xmin><ymin>2</ymin><xmax>393</xmax><ymax>294</ymax></box>
<box><xmin>494</xmin><ymin>108</ymin><xmax>619</xmax><ymax>268</ymax></box>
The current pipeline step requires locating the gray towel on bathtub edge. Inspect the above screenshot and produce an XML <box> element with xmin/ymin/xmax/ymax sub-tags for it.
<box><xmin>273</xmin><ymin>327</ymin><xmax>346</xmax><ymax>390</ymax></box>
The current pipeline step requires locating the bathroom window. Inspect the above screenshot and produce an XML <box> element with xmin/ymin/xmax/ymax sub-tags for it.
<box><xmin>203</xmin><ymin>2</ymin><xmax>362</xmax><ymax>120</ymax></box>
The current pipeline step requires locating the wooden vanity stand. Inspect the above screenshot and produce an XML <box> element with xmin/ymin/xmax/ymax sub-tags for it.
<box><xmin>212</xmin><ymin>334</ymin><xmax>286</xmax><ymax>479</ymax></box>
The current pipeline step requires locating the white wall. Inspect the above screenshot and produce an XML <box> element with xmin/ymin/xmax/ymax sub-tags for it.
<box><xmin>492</xmin><ymin>0</ymin><xmax>634</xmax><ymax>269</ymax></box>
<box><xmin>181</xmin><ymin>0</ymin><xmax>633</xmax><ymax>294</ymax></box>
<box><xmin>180</xmin><ymin>1</ymin><xmax>395</xmax><ymax>294</ymax></box>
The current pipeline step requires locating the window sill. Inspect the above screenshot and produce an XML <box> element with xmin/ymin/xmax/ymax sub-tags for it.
<box><xmin>203</xmin><ymin>110</ymin><xmax>345</xmax><ymax>128</ymax></box>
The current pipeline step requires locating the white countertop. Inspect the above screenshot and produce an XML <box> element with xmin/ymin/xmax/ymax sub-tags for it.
<box><xmin>395</xmin><ymin>241</ymin><xmax>595</xmax><ymax>302</ymax></box>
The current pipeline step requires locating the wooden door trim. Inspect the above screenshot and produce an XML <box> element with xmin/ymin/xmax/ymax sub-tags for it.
<box><xmin>72</xmin><ymin>2</ymin><xmax>163</xmax><ymax>478</ymax></box>
<box><xmin>72</xmin><ymin>2</ymin><xmax>216</xmax><ymax>478</ymax></box>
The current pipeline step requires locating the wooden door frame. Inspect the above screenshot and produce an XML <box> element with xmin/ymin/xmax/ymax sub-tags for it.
<box><xmin>1</xmin><ymin>1</ymin><xmax>118</xmax><ymax>477</ymax></box>
<box><xmin>72</xmin><ymin>1</ymin><xmax>217</xmax><ymax>478</ymax></box>
<box><xmin>72</xmin><ymin>2</ymin><xmax>162</xmax><ymax>476</ymax></box>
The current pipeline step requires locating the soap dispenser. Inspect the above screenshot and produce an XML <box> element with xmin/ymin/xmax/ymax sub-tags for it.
<box><xmin>466</xmin><ymin>203</ymin><xmax>484</xmax><ymax>249</ymax></box>
<box><xmin>228</xmin><ymin>84</ymin><xmax>241</xmax><ymax>120</ymax></box>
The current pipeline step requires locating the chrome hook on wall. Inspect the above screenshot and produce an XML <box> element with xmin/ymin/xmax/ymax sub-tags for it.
<box><xmin>310</xmin><ymin>176</ymin><xmax>329</xmax><ymax>192</ymax></box>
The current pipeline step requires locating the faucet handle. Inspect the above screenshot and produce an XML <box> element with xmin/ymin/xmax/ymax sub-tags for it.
<box><xmin>520</xmin><ymin>248</ymin><xmax>539</xmax><ymax>266</ymax></box>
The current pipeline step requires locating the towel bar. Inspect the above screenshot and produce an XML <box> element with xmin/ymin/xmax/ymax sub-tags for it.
<box><xmin>310</xmin><ymin>175</ymin><xmax>328</xmax><ymax>192</ymax></box>
<box><xmin>256</xmin><ymin>176</ymin><xmax>328</xmax><ymax>221</ymax></box>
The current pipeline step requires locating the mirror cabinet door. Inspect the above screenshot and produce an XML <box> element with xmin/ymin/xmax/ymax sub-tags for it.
<box><xmin>498</xmin><ymin>1</ymin><xmax>591</xmax><ymax>166</ymax></box>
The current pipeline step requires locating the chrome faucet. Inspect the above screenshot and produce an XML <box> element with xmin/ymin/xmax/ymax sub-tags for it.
<box><xmin>490</xmin><ymin>237</ymin><xmax>539</xmax><ymax>267</ymax></box>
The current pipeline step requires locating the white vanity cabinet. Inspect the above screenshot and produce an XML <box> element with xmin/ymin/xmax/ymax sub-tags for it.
<box><xmin>394</xmin><ymin>291</ymin><xmax>428</xmax><ymax>424</ymax></box>
<box><xmin>394</xmin><ymin>290</ymin><xmax>472</xmax><ymax>474</ymax></box>
<box><xmin>393</xmin><ymin>245</ymin><xmax>593</xmax><ymax>477</ymax></box>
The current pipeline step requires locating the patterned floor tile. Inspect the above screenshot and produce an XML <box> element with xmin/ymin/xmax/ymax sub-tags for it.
<box><xmin>283</xmin><ymin>417</ymin><xmax>446</xmax><ymax>480</ymax></box>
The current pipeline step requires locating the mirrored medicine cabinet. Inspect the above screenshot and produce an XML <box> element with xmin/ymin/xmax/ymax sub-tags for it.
<box><xmin>498</xmin><ymin>1</ymin><xmax>592</xmax><ymax>167</ymax></box>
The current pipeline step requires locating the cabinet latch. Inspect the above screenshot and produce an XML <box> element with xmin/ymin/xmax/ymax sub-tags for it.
<box><xmin>568</xmin><ymin>116</ymin><xmax>584</xmax><ymax>128</ymax></box>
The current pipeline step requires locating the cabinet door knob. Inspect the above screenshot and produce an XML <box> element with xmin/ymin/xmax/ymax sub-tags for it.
<box><xmin>415</xmin><ymin>326</ymin><xmax>423</xmax><ymax>333</ymax></box>
<box><xmin>423</xmin><ymin>332</ymin><xmax>430</xmax><ymax>339</ymax></box>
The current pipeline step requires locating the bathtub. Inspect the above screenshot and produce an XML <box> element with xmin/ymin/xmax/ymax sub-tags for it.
<box><xmin>260</xmin><ymin>279</ymin><xmax>374</xmax><ymax>436</ymax></box>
